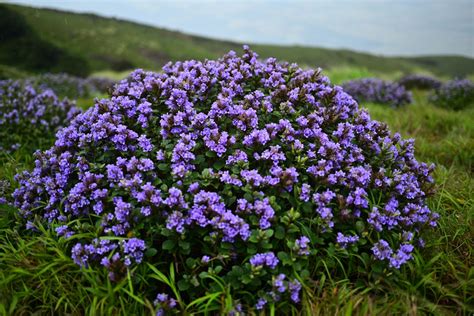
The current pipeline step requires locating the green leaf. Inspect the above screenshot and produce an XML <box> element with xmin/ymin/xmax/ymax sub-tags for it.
<box><xmin>249</xmin><ymin>231</ymin><xmax>259</xmax><ymax>243</ymax></box>
<box><xmin>277</xmin><ymin>251</ymin><xmax>290</xmax><ymax>263</ymax></box>
<box><xmin>162</xmin><ymin>239</ymin><xmax>176</xmax><ymax>251</ymax></box>
<box><xmin>158</xmin><ymin>163</ymin><xmax>169</xmax><ymax>171</ymax></box>
<box><xmin>145</xmin><ymin>247</ymin><xmax>158</xmax><ymax>257</ymax></box>
<box><xmin>194</xmin><ymin>155</ymin><xmax>205</xmax><ymax>164</ymax></box>
<box><xmin>177</xmin><ymin>279</ymin><xmax>190</xmax><ymax>291</ymax></box>
<box><xmin>214</xmin><ymin>265</ymin><xmax>223</xmax><ymax>274</ymax></box>
<box><xmin>300</xmin><ymin>269</ymin><xmax>310</xmax><ymax>279</ymax></box>
<box><xmin>264</xmin><ymin>229</ymin><xmax>274</xmax><ymax>238</ymax></box>
<box><xmin>205</xmin><ymin>151</ymin><xmax>216</xmax><ymax>158</ymax></box>
<box><xmin>186</xmin><ymin>258</ymin><xmax>196</xmax><ymax>269</ymax></box>
<box><xmin>241</xmin><ymin>274</ymin><xmax>252</xmax><ymax>284</ymax></box>
<box><xmin>213</xmin><ymin>160</ymin><xmax>225</xmax><ymax>170</ymax></box>
<box><xmin>246</xmin><ymin>244</ymin><xmax>257</xmax><ymax>254</ymax></box>
<box><xmin>355</xmin><ymin>220</ymin><xmax>365</xmax><ymax>233</ymax></box>
<box><xmin>275</xmin><ymin>225</ymin><xmax>286</xmax><ymax>239</ymax></box>
<box><xmin>179</xmin><ymin>240</ymin><xmax>190</xmax><ymax>250</ymax></box>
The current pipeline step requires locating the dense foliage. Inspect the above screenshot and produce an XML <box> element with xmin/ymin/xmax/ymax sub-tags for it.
<box><xmin>13</xmin><ymin>48</ymin><xmax>438</xmax><ymax>313</ymax></box>
<box><xmin>342</xmin><ymin>78</ymin><xmax>412</xmax><ymax>107</ymax></box>
<box><xmin>0</xmin><ymin>79</ymin><xmax>80</xmax><ymax>153</ymax></box>
<box><xmin>429</xmin><ymin>78</ymin><xmax>474</xmax><ymax>111</ymax></box>
<box><xmin>397</xmin><ymin>74</ymin><xmax>441</xmax><ymax>90</ymax></box>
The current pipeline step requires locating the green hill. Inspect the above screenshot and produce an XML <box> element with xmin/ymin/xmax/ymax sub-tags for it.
<box><xmin>1</xmin><ymin>3</ymin><xmax>473</xmax><ymax>77</ymax></box>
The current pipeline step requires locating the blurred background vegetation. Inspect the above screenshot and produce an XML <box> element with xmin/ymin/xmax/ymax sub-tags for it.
<box><xmin>1</xmin><ymin>3</ymin><xmax>474</xmax><ymax>80</ymax></box>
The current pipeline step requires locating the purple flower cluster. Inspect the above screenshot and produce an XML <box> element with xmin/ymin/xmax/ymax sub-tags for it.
<box><xmin>341</xmin><ymin>78</ymin><xmax>412</xmax><ymax>107</ymax></box>
<box><xmin>294</xmin><ymin>236</ymin><xmax>311</xmax><ymax>255</ymax></box>
<box><xmin>256</xmin><ymin>274</ymin><xmax>302</xmax><ymax>309</ymax></box>
<box><xmin>250</xmin><ymin>252</ymin><xmax>279</xmax><ymax>269</ymax></box>
<box><xmin>0</xmin><ymin>79</ymin><xmax>81</xmax><ymax>152</ymax></box>
<box><xmin>154</xmin><ymin>293</ymin><xmax>177</xmax><ymax>316</ymax></box>
<box><xmin>13</xmin><ymin>46</ymin><xmax>438</xmax><ymax>310</ymax></box>
<box><xmin>371</xmin><ymin>239</ymin><xmax>415</xmax><ymax>268</ymax></box>
<box><xmin>336</xmin><ymin>232</ymin><xmax>359</xmax><ymax>248</ymax></box>
<box><xmin>397</xmin><ymin>74</ymin><xmax>442</xmax><ymax>90</ymax></box>
<box><xmin>0</xmin><ymin>180</ymin><xmax>10</xmax><ymax>204</ymax></box>
<box><xmin>429</xmin><ymin>78</ymin><xmax>474</xmax><ymax>111</ymax></box>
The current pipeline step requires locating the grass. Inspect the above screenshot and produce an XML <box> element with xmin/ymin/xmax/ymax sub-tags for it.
<box><xmin>1</xmin><ymin>3</ymin><xmax>474</xmax><ymax>78</ymax></box>
<box><xmin>0</xmin><ymin>68</ymin><xmax>473</xmax><ymax>315</ymax></box>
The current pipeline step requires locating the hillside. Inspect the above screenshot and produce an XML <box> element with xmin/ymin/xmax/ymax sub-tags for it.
<box><xmin>1</xmin><ymin>3</ymin><xmax>474</xmax><ymax>77</ymax></box>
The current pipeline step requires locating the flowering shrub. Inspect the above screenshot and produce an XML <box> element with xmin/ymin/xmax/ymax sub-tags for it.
<box><xmin>429</xmin><ymin>78</ymin><xmax>474</xmax><ymax>111</ymax></box>
<box><xmin>33</xmin><ymin>73</ymin><xmax>94</xmax><ymax>98</ymax></box>
<box><xmin>342</xmin><ymin>78</ymin><xmax>412</xmax><ymax>107</ymax></box>
<box><xmin>86</xmin><ymin>76</ymin><xmax>117</xmax><ymax>94</ymax></box>
<box><xmin>397</xmin><ymin>74</ymin><xmax>442</xmax><ymax>90</ymax></box>
<box><xmin>13</xmin><ymin>47</ymin><xmax>438</xmax><ymax>312</ymax></box>
<box><xmin>0</xmin><ymin>180</ymin><xmax>9</xmax><ymax>204</ymax></box>
<box><xmin>0</xmin><ymin>79</ymin><xmax>80</xmax><ymax>153</ymax></box>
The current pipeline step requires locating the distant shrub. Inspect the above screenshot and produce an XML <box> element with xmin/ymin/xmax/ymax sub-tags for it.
<box><xmin>0</xmin><ymin>79</ymin><xmax>80</xmax><ymax>153</ymax></box>
<box><xmin>429</xmin><ymin>78</ymin><xmax>474</xmax><ymax>111</ymax></box>
<box><xmin>32</xmin><ymin>73</ymin><xmax>94</xmax><ymax>99</ymax></box>
<box><xmin>397</xmin><ymin>74</ymin><xmax>442</xmax><ymax>90</ymax></box>
<box><xmin>13</xmin><ymin>47</ymin><xmax>438</xmax><ymax>313</ymax></box>
<box><xmin>86</xmin><ymin>76</ymin><xmax>117</xmax><ymax>94</ymax></box>
<box><xmin>341</xmin><ymin>78</ymin><xmax>412</xmax><ymax>107</ymax></box>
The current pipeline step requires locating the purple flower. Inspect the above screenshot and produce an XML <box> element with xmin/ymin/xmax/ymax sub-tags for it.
<box><xmin>389</xmin><ymin>244</ymin><xmax>414</xmax><ymax>269</ymax></box>
<box><xmin>273</xmin><ymin>274</ymin><xmax>287</xmax><ymax>293</ymax></box>
<box><xmin>300</xmin><ymin>184</ymin><xmax>311</xmax><ymax>202</ymax></box>
<box><xmin>250</xmin><ymin>252</ymin><xmax>279</xmax><ymax>269</ymax></box>
<box><xmin>138</xmin><ymin>135</ymin><xmax>153</xmax><ymax>152</ymax></box>
<box><xmin>201</xmin><ymin>255</ymin><xmax>211</xmax><ymax>264</ymax></box>
<box><xmin>55</xmin><ymin>225</ymin><xmax>74</xmax><ymax>238</ymax></box>
<box><xmin>372</xmin><ymin>239</ymin><xmax>393</xmax><ymax>260</ymax></box>
<box><xmin>336</xmin><ymin>232</ymin><xmax>359</xmax><ymax>248</ymax></box>
<box><xmin>295</xmin><ymin>236</ymin><xmax>311</xmax><ymax>255</ymax></box>
<box><xmin>154</xmin><ymin>293</ymin><xmax>178</xmax><ymax>314</ymax></box>
<box><xmin>288</xmin><ymin>279</ymin><xmax>302</xmax><ymax>303</ymax></box>
<box><xmin>255</xmin><ymin>298</ymin><xmax>267</xmax><ymax>310</ymax></box>
<box><xmin>122</xmin><ymin>238</ymin><xmax>146</xmax><ymax>266</ymax></box>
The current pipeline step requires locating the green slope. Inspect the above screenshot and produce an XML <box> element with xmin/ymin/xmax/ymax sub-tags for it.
<box><xmin>1</xmin><ymin>3</ymin><xmax>473</xmax><ymax>77</ymax></box>
<box><xmin>0</xmin><ymin>5</ymin><xmax>89</xmax><ymax>76</ymax></box>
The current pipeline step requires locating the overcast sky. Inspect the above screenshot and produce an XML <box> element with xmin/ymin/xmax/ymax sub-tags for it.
<box><xmin>5</xmin><ymin>0</ymin><xmax>474</xmax><ymax>57</ymax></box>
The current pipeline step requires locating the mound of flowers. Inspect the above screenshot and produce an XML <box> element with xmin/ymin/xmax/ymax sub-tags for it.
<box><xmin>13</xmin><ymin>47</ymin><xmax>438</xmax><ymax>313</ymax></box>
<box><xmin>429</xmin><ymin>78</ymin><xmax>474</xmax><ymax>111</ymax></box>
<box><xmin>33</xmin><ymin>73</ymin><xmax>95</xmax><ymax>98</ymax></box>
<box><xmin>0</xmin><ymin>79</ymin><xmax>81</xmax><ymax>153</ymax></box>
<box><xmin>397</xmin><ymin>74</ymin><xmax>441</xmax><ymax>90</ymax></box>
<box><xmin>342</xmin><ymin>78</ymin><xmax>412</xmax><ymax>107</ymax></box>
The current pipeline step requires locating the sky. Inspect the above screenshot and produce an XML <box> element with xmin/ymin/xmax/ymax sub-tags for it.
<box><xmin>5</xmin><ymin>0</ymin><xmax>474</xmax><ymax>57</ymax></box>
